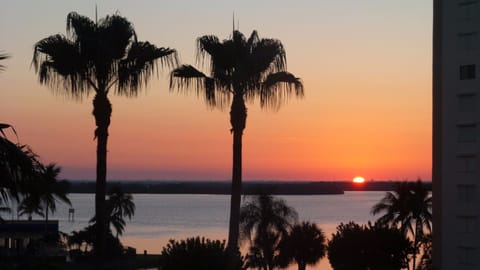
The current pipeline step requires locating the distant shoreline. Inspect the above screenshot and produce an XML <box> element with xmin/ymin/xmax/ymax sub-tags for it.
<box><xmin>67</xmin><ymin>180</ymin><xmax>432</xmax><ymax>195</ymax></box>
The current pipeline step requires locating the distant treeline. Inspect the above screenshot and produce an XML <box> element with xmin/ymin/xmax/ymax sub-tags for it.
<box><xmin>66</xmin><ymin>181</ymin><xmax>432</xmax><ymax>195</ymax></box>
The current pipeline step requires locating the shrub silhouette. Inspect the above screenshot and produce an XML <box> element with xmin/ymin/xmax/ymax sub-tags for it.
<box><xmin>159</xmin><ymin>237</ymin><xmax>244</xmax><ymax>270</ymax></box>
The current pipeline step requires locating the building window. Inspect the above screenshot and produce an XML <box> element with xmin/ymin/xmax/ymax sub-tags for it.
<box><xmin>458</xmin><ymin>184</ymin><xmax>477</xmax><ymax>202</ymax></box>
<box><xmin>458</xmin><ymin>246</ymin><xmax>477</xmax><ymax>266</ymax></box>
<box><xmin>460</xmin><ymin>65</ymin><xmax>476</xmax><ymax>80</ymax></box>
<box><xmin>458</xmin><ymin>1</ymin><xmax>480</xmax><ymax>22</ymax></box>
<box><xmin>458</xmin><ymin>216</ymin><xmax>477</xmax><ymax>233</ymax></box>
<box><xmin>458</xmin><ymin>32</ymin><xmax>479</xmax><ymax>50</ymax></box>
<box><xmin>458</xmin><ymin>124</ymin><xmax>477</xmax><ymax>142</ymax></box>
<box><xmin>456</xmin><ymin>154</ymin><xmax>477</xmax><ymax>172</ymax></box>
<box><xmin>458</xmin><ymin>94</ymin><xmax>477</xmax><ymax>112</ymax></box>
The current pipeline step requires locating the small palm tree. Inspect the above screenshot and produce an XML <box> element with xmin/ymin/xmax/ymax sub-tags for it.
<box><xmin>106</xmin><ymin>185</ymin><xmax>135</xmax><ymax>237</ymax></box>
<box><xmin>21</xmin><ymin>164</ymin><xmax>71</xmax><ymax>225</ymax></box>
<box><xmin>277</xmin><ymin>221</ymin><xmax>326</xmax><ymax>270</ymax></box>
<box><xmin>18</xmin><ymin>194</ymin><xmax>44</xmax><ymax>220</ymax></box>
<box><xmin>371</xmin><ymin>180</ymin><xmax>432</xmax><ymax>270</ymax></box>
<box><xmin>39</xmin><ymin>164</ymin><xmax>71</xmax><ymax>224</ymax></box>
<box><xmin>32</xmin><ymin>11</ymin><xmax>177</xmax><ymax>256</ymax></box>
<box><xmin>170</xmin><ymin>30</ymin><xmax>303</xmax><ymax>255</ymax></box>
<box><xmin>90</xmin><ymin>185</ymin><xmax>135</xmax><ymax>237</ymax></box>
<box><xmin>240</xmin><ymin>194</ymin><xmax>298</xmax><ymax>270</ymax></box>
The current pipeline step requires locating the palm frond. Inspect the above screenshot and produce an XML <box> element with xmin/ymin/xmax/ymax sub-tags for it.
<box><xmin>250</xmin><ymin>38</ymin><xmax>286</xmax><ymax>76</ymax></box>
<box><xmin>170</xmin><ymin>65</ymin><xmax>230</xmax><ymax>108</ymax></box>
<box><xmin>260</xmin><ymin>71</ymin><xmax>304</xmax><ymax>109</ymax></box>
<box><xmin>0</xmin><ymin>123</ymin><xmax>18</xmax><ymax>140</ymax></box>
<box><xmin>0</xmin><ymin>52</ymin><xmax>10</xmax><ymax>72</ymax></box>
<box><xmin>196</xmin><ymin>35</ymin><xmax>221</xmax><ymax>66</ymax></box>
<box><xmin>32</xmin><ymin>34</ymin><xmax>90</xmax><ymax>98</ymax></box>
<box><xmin>247</xmin><ymin>31</ymin><xmax>259</xmax><ymax>49</ymax></box>
<box><xmin>118</xmin><ymin>42</ymin><xmax>178</xmax><ymax>94</ymax></box>
<box><xmin>98</xmin><ymin>14</ymin><xmax>136</xmax><ymax>60</ymax></box>
<box><xmin>66</xmin><ymin>12</ymin><xmax>95</xmax><ymax>40</ymax></box>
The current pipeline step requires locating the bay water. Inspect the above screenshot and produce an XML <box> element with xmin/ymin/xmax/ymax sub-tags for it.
<box><xmin>8</xmin><ymin>191</ymin><xmax>387</xmax><ymax>269</ymax></box>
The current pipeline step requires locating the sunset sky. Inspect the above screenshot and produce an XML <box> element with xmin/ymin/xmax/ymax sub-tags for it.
<box><xmin>0</xmin><ymin>1</ymin><xmax>432</xmax><ymax>181</ymax></box>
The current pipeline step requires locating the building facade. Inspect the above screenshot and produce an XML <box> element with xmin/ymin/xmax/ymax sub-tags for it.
<box><xmin>433</xmin><ymin>0</ymin><xmax>480</xmax><ymax>269</ymax></box>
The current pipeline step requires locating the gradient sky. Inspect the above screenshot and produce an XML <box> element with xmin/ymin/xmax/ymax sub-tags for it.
<box><xmin>0</xmin><ymin>0</ymin><xmax>432</xmax><ymax>181</ymax></box>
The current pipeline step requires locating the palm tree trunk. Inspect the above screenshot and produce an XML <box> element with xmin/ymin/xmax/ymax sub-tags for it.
<box><xmin>298</xmin><ymin>261</ymin><xmax>306</xmax><ymax>270</ymax></box>
<box><xmin>92</xmin><ymin>92</ymin><xmax>112</xmax><ymax>260</ymax></box>
<box><xmin>227</xmin><ymin>94</ymin><xmax>247</xmax><ymax>269</ymax></box>
<box><xmin>412</xmin><ymin>219</ymin><xmax>421</xmax><ymax>270</ymax></box>
<box><xmin>44</xmin><ymin>203</ymin><xmax>49</xmax><ymax>233</ymax></box>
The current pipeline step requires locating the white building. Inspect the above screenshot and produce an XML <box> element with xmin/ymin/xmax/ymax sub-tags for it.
<box><xmin>433</xmin><ymin>1</ymin><xmax>480</xmax><ymax>269</ymax></box>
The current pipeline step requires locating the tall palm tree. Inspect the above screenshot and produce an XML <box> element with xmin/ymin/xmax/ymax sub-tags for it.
<box><xmin>240</xmin><ymin>194</ymin><xmax>298</xmax><ymax>270</ymax></box>
<box><xmin>277</xmin><ymin>221</ymin><xmax>326</xmax><ymax>270</ymax></box>
<box><xmin>32</xmin><ymin>11</ymin><xmax>177</xmax><ymax>256</ymax></box>
<box><xmin>170</xmin><ymin>30</ymin><xmax>303</xmax><ymax>254</ymax></box>
<box><xmin>371</xmin><ymin>180</ymin><xmax>432</xmax><ymax>270</ymax></box>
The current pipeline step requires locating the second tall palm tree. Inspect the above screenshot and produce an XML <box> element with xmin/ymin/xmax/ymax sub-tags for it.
<box><xmin>32</xmin><ymin>12</ymin><xmax>177</xmax><ymax>258</ymax></box>
<box><xmin>170</xmin><ymin>30</ymin><xmax>303</xmax><ymax>255</ymax></box>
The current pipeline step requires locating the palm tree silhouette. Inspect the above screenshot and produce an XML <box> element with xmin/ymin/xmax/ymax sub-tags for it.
<box><xmin>106</xmin><ymin>185</ymin><xmax>135</xmax><ymax>237</ymax></box>
<box><xmin>18</xmin><ymin>193</ymin><xmax>44</xmax><ymax>220</ymax></box>
<box><xmin>277</xmin><ymin>221</ymin><xmax>326</xmax><ymax>270</ymax></box>
<box><xmin>90</xmin><ymin>185</ymin><xmax>135</xmax><ymax>237</ymax></box>
<box><xmin>0</xmin><ymin>123</ymin><xmax>39</xmax><ymax>215</ymax></box>
<box><xmin>170</xmin><ymin>30</ymin><xmax>303</xmax><ymax>254</ymax></box>
<box><xmin>32</xmin><ymin>11</ymin><xmax>177</xmax><ymax>256</ymax></box>
<box><xmin>240</xmin><ymin>194</ymin><xmax>298</xmax><ymax>270</ymax></box>
<box><xmin>38</xmin><ymin>164</ymin><xmax>71</xmax><ymax>225</ymax></box>
<box><xmin>371</xmin><ymin>180</ymin><xmax>432</xmax><ymax>270</ymax></box>
<box><xmin>20</xmin><ymin>164</ymin><xmax>71</xmax><ymax>225</ymax></box>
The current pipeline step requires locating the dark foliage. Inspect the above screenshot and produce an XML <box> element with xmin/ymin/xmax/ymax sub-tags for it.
<box><xmin>158</xmin><ymin>237</ymin><xmax>244</xmax><ymax>270</ymax></box>
<box><xmin>0</xmin><ymin>124</ymin><xmax>39</xmax><ymax>208</ymax></box>
<box><xmin>240</xmin><ymin>194</ymin><xmax>298</xmax><ymax>270</ymax></box>
<box><xmin>277</xmin><ymin>221</ymin><xmax>326</xmax><ymax>270</ymax></box>
<box><xmin>68</xmin><ymin>224</ymin><xmax>124</xmax><ymax>258</ymax></box>
<box><xmin>90</xmin><ymin>185</ymin><xmax>135</xmax><ymax>237</ymax></box>
<box><xmin>327</xmin><ymin>222</ymin><xmax>412</xmax><ymax>270</ymax></box>
<box><xmin>417</xmin><ymin>233</ymin><xmax>432</xmax><ymax>270</ymax></box>
<box><xmin>371</xmin><ymin>180</ymin><xmax>432</xmax><ymax>269</ymax></box>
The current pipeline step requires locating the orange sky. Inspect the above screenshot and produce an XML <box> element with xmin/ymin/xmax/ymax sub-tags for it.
<box><xmin>0</xmin><ymin>1</ymin><xmax>432</xmax><ymax>181</ymax></box>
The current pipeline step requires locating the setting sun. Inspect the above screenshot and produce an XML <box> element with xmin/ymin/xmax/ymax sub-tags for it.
<box><xmin>353</xmin><ymin>176</ymin><xmax>365</xmax><ymax>183</ymax></box>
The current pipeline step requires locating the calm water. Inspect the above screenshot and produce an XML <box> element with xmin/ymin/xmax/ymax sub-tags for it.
<box><xmin>6</xmin><ymin>191</ymin><xmax>387</xmax><ymax>270</ymax></box>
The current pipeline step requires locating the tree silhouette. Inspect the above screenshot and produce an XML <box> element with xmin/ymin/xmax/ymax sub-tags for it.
<box><xmin>371</xmin><ymin>180</ymin><xmax>432</xmax><ymax>270</ymax></box>
<box><xmin>240</xmin><ymin>194</ymin><xmax>298</xmax><ymax>270</ymax></box>
<box><xmin>327</xmin><ymin>222</ymin><xmax>411</xmax><ymax>270</ymax></box>
<box><xmin>159</xmin><ymin>237</ymin><xmax>245</xmax><ymax>270</ymax></box>
<box><xmin>32</xmin><ymin>11</ymin><xmax>177</xmax><ymax>257</ymax></box>
<box><xmin>38</xmin><ymin>164</ymin><xmax>71</xmax><ymax>225</ymax></box>
<box><xmin>18</xmin><ymin>193</ymin><xmax>44</xmax><ymax>220</ymax></box>
<box><xmin>20</xmin><ymin>163</ymin><xmax>71</xmax><ymax>226</ymax></box>
<box><xmin>277</xmin><ymin>221</ymin><xmax>326</xmax><ymax>270</ymax></box>
<box><xmin>90</xmin><ymin>185</ymin><xmax>135</xmax><ymax>237</ymax></box>
<box><xmin>0</xmin><ymin>123</ymin><xmax>39</xmax><ymax>217</ymax></box>
<box><xmin>170</xmin><ymin>30</ymin><xmax>303</xmax><ymax>256</ymax></box>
